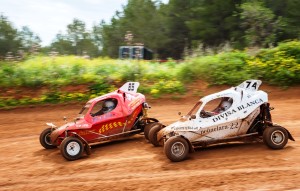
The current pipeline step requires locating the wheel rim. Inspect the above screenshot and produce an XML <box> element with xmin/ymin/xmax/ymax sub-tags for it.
<box><xmin>271</xmin><ymin>130</ymin><xmax>285</xmax><ymax>145</ymax></box>
<box><xmin>171</xmin><ymin>141</ymin><xmax>185</xmax><ymax>157</ymax></box>
<box><xmin>66</xmin><ymin>141</ymin><xmax>81</xmax><ymax>156</ymax></box>
<box><xmin>44</xmin><ymin>133</ymin><xmax>52</xmax><ymax>146</ymax></box>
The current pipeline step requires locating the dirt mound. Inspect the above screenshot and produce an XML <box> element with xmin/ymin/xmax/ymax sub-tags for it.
<box><xmin>0</xmin><ymin>85</ymin><xmax>299</xmax><ymax>191</ymax></box>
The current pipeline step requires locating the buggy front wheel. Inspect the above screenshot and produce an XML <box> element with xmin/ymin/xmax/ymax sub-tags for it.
<box><xmin>39</xmin><ymin>128</ymin><xmax>56</xmax><ymax>149</ymax></box>
<box><xmin>263</xmin><ymin>126</ymin><xmax>288</xmax><ymax>149</ymax></box>
<box><xmin>144</xmin><ymin>122</ymin><xmax>159</xmax><ymax>140</ymax></box>
<box><xmin>148</xmin><ymin>123</ymin><xmax>163</xmax><ymax>147</ymax></box>
<box><xmin>60</xmin><ymin>137</ymin><xmax>84</xmax><ymax>161</ymax></box>
<box><xmin>164</xmin><ymin>136</ymin><xmax>189</xmax><ymax>162</ymax></box>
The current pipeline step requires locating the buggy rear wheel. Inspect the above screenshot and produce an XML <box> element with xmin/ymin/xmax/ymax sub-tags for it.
<box><xmin>148</xmin><ymin>123</ymin><xmax>163</xmax><ymax>147</ymax></box>
<box><xmin>39</xmin><ymin>128</ymin><xmax>56</xmax><ymax>149</ymax></box>
<box><xmin>60</xmin><ymin>137</ymin><xmax>84</xmax><ymax>161</ymax></box>
<box><xmin>164</xmin><ymin>136</ymin><xmax>189</xmax><ymax>162</ymax></box>
<box><xmin>263</xmin><ymin>126</ymin><xmax>288</xmax><ymax>149</ymax></box>
<box><xmin>144</xmin><ymin>122</ymin><xmax>159</xmax><ymax>140</ymax></box>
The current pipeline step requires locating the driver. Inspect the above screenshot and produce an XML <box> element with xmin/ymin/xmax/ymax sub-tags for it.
<box><xmin>217</xmin><ymin>100</ymin><xmax>232</xmax><ymax>113</ymax></box>
<box><xmin>92</xmin><ymin>100</ymin><xmax>116</xmax><ymax>116</ymax></box>
<box><xmin>201</xmin><ymin>98</ymin><xmax>232</xmax><ymax>118</ymax></box>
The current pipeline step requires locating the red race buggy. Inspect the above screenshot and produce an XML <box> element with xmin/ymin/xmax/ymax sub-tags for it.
<box><xmin>39</xmin><ymin>82</ymin><xmax>159</xmax><ymax>160</ymax></box>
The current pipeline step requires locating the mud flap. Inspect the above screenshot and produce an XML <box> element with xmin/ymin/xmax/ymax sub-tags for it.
<box><xmin>84</xmin><ymin>144</ymin><xmax>92</xmax><ymax>155</ymax></box>
<box><xmin>285</xmin><ymin>128</ymin><xmax>295</xmax><ymax>141</ymax></box>
<box><xmin>71</xmin><ymin>132</ymin><xmax>92</xmax><ymax>155</ymax></box>
<box><xmin>180</xmin><ymin>136</ymin><xmax>195</xmax><ymax>153</ymax></box>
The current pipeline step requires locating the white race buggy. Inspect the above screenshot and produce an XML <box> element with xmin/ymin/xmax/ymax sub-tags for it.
<box><xmin>146</xmin><ymin>80</ymin><xmax>295</xmax><ymax>162</ymax></box>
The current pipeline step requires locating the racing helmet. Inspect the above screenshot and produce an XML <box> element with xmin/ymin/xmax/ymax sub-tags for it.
<box><xmin>102</xmin><ymin>100</ymin><xmax>116</xmax><ymax>113</ymax></box>
<box><xmin>220</xmin><ymin>100</ymin><xmax>232</xmax><ymax>111</ymax></box>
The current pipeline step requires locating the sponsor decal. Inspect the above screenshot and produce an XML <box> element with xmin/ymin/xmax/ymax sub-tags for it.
<box><xmin>170</xmin><ymin>122</ymin><xmax>239</xmax><ymax>134</ymax></box>
<box><xmin>212</xmin><ymin>98</ymin><xmax>263</xmax><ymax>122</ymax></box>
<box><xmin>236</xmin><ymin>98</ymin><xmax>263</xmax><ymax>111</ymax></box>
<box><xmin>76</xmin><ymin>124</ymin><xmax>89</xmax><ymax>128</ymax></box>
<box><xmin>212</xmin><ymin>109</ymin><xmax>237</xmax><ymax>122</ymax></box>
<box><xmin>96</xmin><ymin>110</ymin><xmax>139</xmax><ymax>134</ymax></box>
<box><xmin>92</xmin><ymin>113</ymin><xmax>113</xmax><ymax>123</ymax></box>
<box><xmin>199</xmin><ymin>122</ymin><xmax>239</xmax><ymax>135</ymax></box>
<box><xmin>126</xmin><ymin>110</ymin><xmax>139</xmax><ymax>126</ymax></box>
<box><xmin>78</xmin><ymin>130</ymin><xmax>94</xmax><ymax>136</ymax></box>
<box><xmin>171</xmin><ymin>126</ymin><xmax>199</xmax><ymax>131</ymax></box>
<box><xmin>98</xmin><ymin>121</ymin><xmax>125</xmax><ymax>134</ymax></box>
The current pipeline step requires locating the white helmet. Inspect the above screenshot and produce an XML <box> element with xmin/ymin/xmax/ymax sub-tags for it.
<box><xmin>221</xmin><ymin>101</ymin><xmax>232</xmax><ymax>111</ymax></box>
<box><xmin>102</xmin><ymin>100</ymin><xmax>115</xmax><ymax>113</ymax></box>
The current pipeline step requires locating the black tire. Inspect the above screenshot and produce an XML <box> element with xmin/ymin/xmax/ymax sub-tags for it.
<box><xmin>60</xmin><ymin>137</ymin><xmax>84</xmax><ymax>161</ymax></box>
<box><xmin>144</xmin><ymin>122</ymin><xmax>159</xmax><ymax>140</ymax></box>
<box><xmin>39</xmin><ymin>128</ymin><xmax>56</xmax><ymax>149</ymax></box>
<box><xmin>148</xmin><ymin>123</ymin><xmax>163</xmax><ymax>147</ymax></box>
<box><xmin>164</xmin><ymin>136</ymin><xmax>189</xmax><ymax>162</ymax></box>
<box><xmin>263</xmin><ymin>126</ymin><xmax>288</xmax><ymax>150</ymax></box>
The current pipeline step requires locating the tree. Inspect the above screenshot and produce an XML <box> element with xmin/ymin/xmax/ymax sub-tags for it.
<box><xmin>0</xmin><ymin>14</ymin><xmax>22</xmax><ymax>59</ymax></box>
<box><xmin>51</xmin><ymin>19</ymin><xmax>100</xmax><ymax>57</ymax></box>
<box><xmin>99</xmin><ymin>17</ymin><xmax>124</xmax><ymax>58</ymax></box>
<box><xmin>100</xmin><ymin>0</ymin><xmax>169</xmax><ymax>58</ymax></box>
<box><xmin>158</xmin><ymin>0</ymin><xmax>192</xmax><ymax>59</ymax></box>
<box><xmin>18</xmin><ymin>26</ymin><xmax>41</xmax><ymax>53</ymax></box>
<box><xmin>91</xmin><ymin>22</ymin><xmax>104</xmax><ymax>52</ymax></box>
<box><xmin>94</xmin><ymin>0</ymin><xmax>300</xmax><ymax>58</ymax></box>
<box><xmin>51</xmin><ymin>32</ymin><xmax>74</xmax><ymax>55</ymax></box>
<box><xmin>100</xmin><ymin>0</ymin><xmax>244</xmax><ymax>59</ymax></box>
<box><xmin>264</xmin><ymin>0</ymin><xmax>300</xmax><ymax>42</ymax></box>
<box><xmin>121</xmin><ymin>0</ymin><xmax>169</xmax><ymax>56</ymax></box>
<box><xmin>239</xmin><ymin>1</ymin><xmax>279</xmax><ymax>47</ymax></box>
<box><xmin>185</xmin><ymin>0</ymin><xmax>243</xmax><ymax>50</ymax></box>
<box><xmin>67</xmin><ymin>19</ymin><xmax>86</xmax><ymax>55</ymax></box>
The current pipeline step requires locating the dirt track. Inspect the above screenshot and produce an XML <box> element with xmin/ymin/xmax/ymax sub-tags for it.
<box><xmin>0</xmin><ymin>85</ymin><xmax>299</xmax><ymax>191</ymax></box>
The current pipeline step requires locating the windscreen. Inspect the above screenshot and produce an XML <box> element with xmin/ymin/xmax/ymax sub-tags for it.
<box><xmin>78</xmin><ymin>103</ymin><xmax>91</xmax><ymax>117</ymax></box>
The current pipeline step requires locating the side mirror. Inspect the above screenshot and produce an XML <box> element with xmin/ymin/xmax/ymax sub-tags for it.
<box><xmin>190</xmin><ymin>115</ymin><xmax>196</xmax><ymax>119</ymax></box>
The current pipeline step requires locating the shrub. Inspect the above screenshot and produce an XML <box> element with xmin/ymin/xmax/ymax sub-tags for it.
<box><xmin>179</xmin><ymin>51</ymin><xmax>252</xmax><ymax>85</ymax></box>
<box><xmin>247</xmin><ymin>41</ymin><xmax>300</xmax><ymax>85</ymax></box>
<box><xmin>1</xmin><ymin>41</ymin><xmax>300</xmax><ymax>108</ymax></box>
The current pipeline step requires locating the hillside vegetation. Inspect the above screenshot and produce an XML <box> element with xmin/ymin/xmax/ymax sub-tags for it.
<box><xmin>0</xmin><ymin>41</ymin><xmax>299</xmax><ymax>108</ymax></box>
